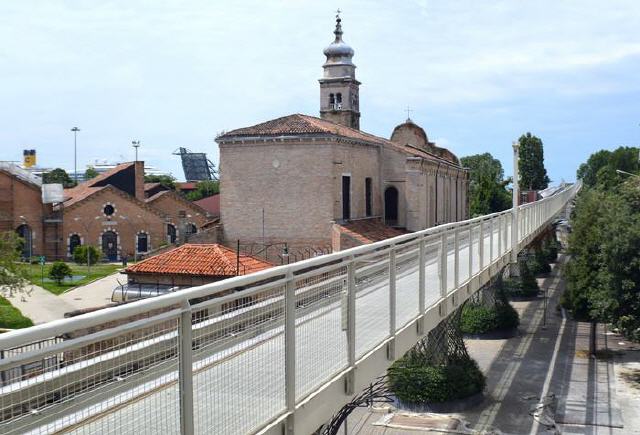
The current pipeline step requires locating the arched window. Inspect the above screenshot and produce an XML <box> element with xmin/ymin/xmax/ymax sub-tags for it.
<box><xmin>167</xmin><ymin>224</ymin><xmax>177</xmax><ymax>244</ymax></box>
<box><xmin>137</xmin><ymin>232</ymin><xmax>148</xmax><ymax>253</ymax></box>
<box><xmin>384</xmin><ymin>186</ymin><xmax>399</xmax><ymax>226</ymax></box>
<box><xmin>69</xmin><ymin>234</ymin><xmax>81</xmax><ymax>255</ymax></box>
<box><xmin>16</xmin><ymin>224</ymin><xmax>32</xmax><ymax>259</ymax></box>
<box><xmin>336</xmin><ymin>93</ymin><xmax>342</xmax><ymax>103</ymax></box>
<box><xmin>329</xmin><ymin>93</ymin><xmax>335</xmax><ymax>108</ymax></box>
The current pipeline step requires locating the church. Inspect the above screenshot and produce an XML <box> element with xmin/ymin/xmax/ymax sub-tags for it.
<box><xmin>217</xmin><ymin>14</ymin><xmax>469</xmax><ymax>255</ymax></box>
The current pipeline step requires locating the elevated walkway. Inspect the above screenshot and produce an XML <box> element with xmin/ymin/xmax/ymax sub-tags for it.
<box><xmin>0</xmin><ymin>183</ymin><xmax>580</xmax><ymax>435</ymax></box>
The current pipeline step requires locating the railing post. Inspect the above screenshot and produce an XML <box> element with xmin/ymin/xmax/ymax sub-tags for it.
<box><xmin>468</xmin><ymin>225</ymin><xmax>473</xmax><ymax>280</ymax></box>
<box><xmin>346</xmin><ymin>256</ymin><xmax>356</xmax><ymax>394</ymax></box>
<box><xmin>418</xmin><ymin>237</ymin><xmax>426</xmax><ymax>335</ymax></box>
<box><xmin>179</xmin><ymin>300</ymin><xmax>194</xmax><ymax>435</ymax></box>
<box><xmin>489</xmin><ymin>217</ymin><xmax>494</xmax><ymax>264</ymax></box>
<box><xmin>439</xmin><ymin>232</ymin><xmax>448</xmax><ymax>316</ymax></box>
<box><xmin>479</xmin><ymin>220</ymin><xmax>485</xmax><ymax>270</ymax></box>
<box><xmin>512</xmin><ymin>141</ymin><xmax>520</xmax><ymax>265</ymax></box>
<box><xmin>388</xmin><ymin>245</ymin><xmax>396</xmax><ymax>360</ymax></box>
<box><xmin>497</xmin><ymin>215</ymin><xmax>502</xmax><ymax>258</ymax></box>
<box><xmin>454</xmin><ymin>229</ymin><xmax>460</xmax><ymax>289</ymax></box>
<box><xmin>284</xmin><ymin>271</ymin><xmax>296</xmax><ymax>434</ymax></box>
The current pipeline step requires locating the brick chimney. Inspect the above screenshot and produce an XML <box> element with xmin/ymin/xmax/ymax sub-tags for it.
<box><xmin>134</xmin><ymin>161</ymin><xmax>145</xmax><ymax>201</ymax></box>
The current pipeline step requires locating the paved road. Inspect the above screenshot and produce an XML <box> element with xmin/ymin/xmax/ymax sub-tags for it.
<box><xmin>5</xmin><ymin>271</ymin><xmax>123</xmax><ymax>324</ymax></box>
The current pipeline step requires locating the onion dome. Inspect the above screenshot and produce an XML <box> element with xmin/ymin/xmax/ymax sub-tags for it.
<box><xmin>323</xmin><ymin>13</ymin><xmax>354</xmax><ymax>63</ymax></box>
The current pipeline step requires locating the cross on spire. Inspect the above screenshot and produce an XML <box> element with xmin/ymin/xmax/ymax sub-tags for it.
<box><xmin>406</xmin><ymin>106</ymin><xmax>413</xmax><ymax>122</ymax></box>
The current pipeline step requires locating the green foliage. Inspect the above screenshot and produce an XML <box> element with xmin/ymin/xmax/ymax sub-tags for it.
<box><xmin>73</xmin><ymin>245</ymin><xmax>102</xmax><ymax>265</ymax></box>
<box><xmin>0</xmin><ymin>231</ymin><xmax>28</xmax><ymax>296</ymax></box>
<box><xmin>543</xmin><ymin>237</ymin><xmax>560</xmax><ymax>263</ymax></box>
<box><xmin>186</xmin><ymin>180</ymin><xmax>220</xmax><ymax>201</ymax></box>
<box><xmin>460</xmin><ymin>153</ymin><xmax>511</xmax><ymax>216</ymax></box>
<box><xmin>144</xmin><ymin>174</ymin><xmax>176</xmax><ymax>190</ymax></box>
<box><xmin>84</xmin><ymin>166</ymin><xmax>99</xmax><ymax>180</ymax></box>
<box><xmin>576</xmin><ymin>146</ymin><xmax>639</xmax><ymax>190</ymax></box>
<box><xmin>460</xmin><ymin>302</ymin><xmax>519</xmax><ymax>334</ymax></box>
<box><xmin>519</xmin><ymin>260</ymin><xmax>540</xmax><ymax>295</ymax></box>
<box><xmin>518</xmin><ymin>132</ymin><xmax>550</xmax><ymax>191</ymax></box>
<box><xmin>42</xmin><ymin>168</ymin><xmax>76</xmax><ymax>187</ymax></box>
<box><xmin>0</xmin><ymin>295</ymin><xmax>33</xmax><ymax>329</ymax></box>
<box><xmin>388</xmin><ymin>356</ymin><xmax>485</xmax><ymax>404</ymax></box>
<box><xmin>529</xmin><ymin>247</ymin><xmax>552</xmax><ymax>275</ymax></box>
<box><xmin>564</xmin><ymin>177</ymin><xmax>640</xmax><ymax>339</ymax></box>
<box><xmin>49</xmin><ymin>261</ymin><xmax>72</xmax><ymax>285</ymax></box>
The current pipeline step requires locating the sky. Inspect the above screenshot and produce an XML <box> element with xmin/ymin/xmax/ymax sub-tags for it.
<box><xmin>1</xmin><ymin>0</ymin><xmax>639</xmax><ymax>183</ymax></box>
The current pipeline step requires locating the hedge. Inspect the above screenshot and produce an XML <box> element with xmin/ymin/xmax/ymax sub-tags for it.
<box><xmin>388</xmin><ymin>356</ymin><xmax>485</xmax><ymax>404</ymax></box>
<box><xmin>460</xmin><ymin>302</ymin><xmax>519</xmax><ymax>334</ymax></box>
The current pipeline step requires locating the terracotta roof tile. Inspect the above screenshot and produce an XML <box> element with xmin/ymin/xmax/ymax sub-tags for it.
<box><xmin>336</xmin><ymin>219</ymin><xmax>408</xmax><ymax>244</ymax></box>
<box><xmin>125</xmin><ymin>243</ymin><xmax>273</xmax><ymax>277</ymax></box>
<box><xmin>217</xmin><ymin>114</ymin><xmax>462</xmax><ymax>167</ymax></box>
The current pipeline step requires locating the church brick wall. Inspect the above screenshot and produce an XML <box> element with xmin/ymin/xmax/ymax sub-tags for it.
<box><xmin>220</xmin><ymin>141</ymin><xmax>336</xmax><ymax>247</ymax></box>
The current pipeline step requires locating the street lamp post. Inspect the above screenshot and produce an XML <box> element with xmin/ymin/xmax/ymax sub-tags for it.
<box><xmin>119</xmin><ymin>215</ymin><xmax>138</xmax><ymax>263</ymax></box>
<box><xmin>71</xmin><ymin>127</ymin><xmax>81</xmax><ymax>185</ymax></box>
<box><xmin>74</xmin><ymin>216</ymin><xmax>100</xmax><ymax>274</ymax></box>
<box><xmin>132</xmin><ymin>141</ymin><xmax>140</xmax><ymax>162</ymax></box>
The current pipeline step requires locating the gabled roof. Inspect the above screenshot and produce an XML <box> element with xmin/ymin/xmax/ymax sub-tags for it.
<box><xmin>124</xmin><ymin>243</ymin><xmax>273</xmax><ymax>277</ymax></box>
<box><xmin>146</xmin><ymin>189</ymin><xmax>211</xmax><ymax>217</ymax></box>
<box><xmin>64</xmin><ymin>162</ymin><xmax>135</xmax><ymax>204</ymax></box>
<box><xmin>194</xmin><ymin>194</ymin><xmax>220</xmax><ymax>216</ymax></box>
<box><xmin>217</xmin><ymin>114</ymin><xmax>462</xmax><ymax>168</ymax></box>
<box><xmin>335</xmin><ymin>219</ymin><xmax>407</xmax><ymax>244</ymax></box>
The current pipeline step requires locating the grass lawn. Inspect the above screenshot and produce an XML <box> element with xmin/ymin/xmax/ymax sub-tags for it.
<box><xmin>0</xmin><ymin>295</ymin><xmax>33</xmax><ymax>329</ymax></box>
<box><xmin>24</xmin><ymin>263</ymin><xmax>121</xmax><ymax>295</ymax></box>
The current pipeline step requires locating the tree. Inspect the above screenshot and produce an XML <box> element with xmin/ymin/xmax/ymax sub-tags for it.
<box><xmin>518</xmin><ymin>133</ymin><xmax>550</xmax><ymax>190</ymax></box>
<box><xmin>73</xmin><ymin>245</ymin><xmax>102</xmax><ymax>266</ymax></box>
<box><xmin>461</xmin><ymin>153</ymin><xmax>511</xmax><ymax>216</ymax></box>
<box><xmin>49</xmin><ymin>261</ymin><xmax>72</xmax><ymax>285</ymax></box>
<box><xmin>186</xmin><ymin>180</ymin><xmax>220</xmax><ymax>201</ymax></box>
<box><xmin>576</xmin><ymin>146</ymin><xmax>639</xmax><ymax>190</ymax></box>
<box><xmin>0</xmin><ymin>231</ymin><xmax>28</xmax><ymax>297</ymax></box>
<box><xmin>85</xmin><ymin>166</ymin><xmax>99</xmax><ymax>180</ymax></box>
<box><xmin>42</xmin><ymin>168</ymin><xmax>76</xmax><ymax>188</ymax></box>
<box><xmin>144</xmin><ymin>174</ymin><xmax>176</xmax><ymax>190</ymax></box>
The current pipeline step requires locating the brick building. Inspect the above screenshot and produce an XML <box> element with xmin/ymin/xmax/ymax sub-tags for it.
<box><xmin>0</xmin><ymin>161</ymin><xmax>211</xmax><ymax>261</ymax></box>
<box><xmin>216</xmin><ymin>14</ymin><xmax>469</xmax><ymax>254</ymax></box>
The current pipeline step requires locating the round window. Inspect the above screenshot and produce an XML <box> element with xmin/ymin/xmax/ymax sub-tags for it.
<box><xmin>103</xmin><ymin>204</ymin><xmax>115</xmax><ymax>216</ymax></box>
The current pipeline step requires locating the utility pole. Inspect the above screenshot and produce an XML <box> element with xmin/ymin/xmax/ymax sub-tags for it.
<box><xmin>71</xmin><ymin>127</ymin><xmax>80</xmax><ymax>185</ymax></box>
<box><xmin>132</xmin><ymin>140</ymin><xmax>140</xmax><ymax>162</ymax></box>
<box><xmin>511</xmin><ymin>140</ymin><xmax>520</xmax><ymax>270</ymax></box>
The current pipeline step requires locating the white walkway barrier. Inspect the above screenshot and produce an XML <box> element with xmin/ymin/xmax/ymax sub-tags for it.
<box><xmin>0</xmin><ymin>183</ymin><xmax>579</xmax><ymax>435</ymax></box>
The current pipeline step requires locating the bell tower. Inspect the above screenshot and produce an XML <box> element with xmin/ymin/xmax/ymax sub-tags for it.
<box><xmin>319</xmin><ymin>12</ymin><xmax>361</xmax><ymax>130</ymax></box>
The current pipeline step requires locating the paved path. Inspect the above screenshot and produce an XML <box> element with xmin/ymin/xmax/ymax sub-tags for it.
<box><xmin>348</xmin><ymin>255</ymin><xmax>636</xmax><ymax>435</ymax></box>
<box><xmin>5</xmin><ymin>271</ymin><xmax>124</xmax><ymax>324</ymax></box>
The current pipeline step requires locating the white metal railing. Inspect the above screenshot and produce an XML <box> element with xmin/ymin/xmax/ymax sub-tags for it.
<box><xmin>0</xmin><ymin>182</ymin><xmax>580</xmax><ymax>435</ymax></box>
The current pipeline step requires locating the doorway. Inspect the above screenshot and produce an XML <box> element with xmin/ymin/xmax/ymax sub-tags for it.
<box><xmin>102</xmin><ymin>231</ymin><xmax>118</xmax><ymax>261</ymax></box>
<box><xmin>384</xmin><ymin>186</ymin><xmax>399</xmax><ymax>225</ymax></box>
